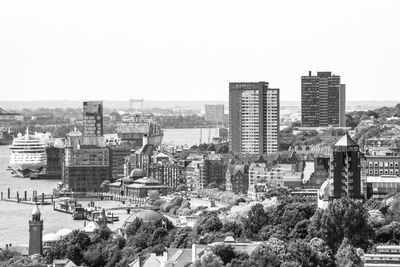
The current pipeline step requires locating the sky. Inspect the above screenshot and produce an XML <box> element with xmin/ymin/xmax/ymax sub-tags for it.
<box><xmin>0</xmin><ymin>0</ymin><xmax>399</xmax><ymax>102</ymax></box>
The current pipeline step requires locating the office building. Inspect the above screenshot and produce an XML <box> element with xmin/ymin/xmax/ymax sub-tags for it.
<box><xmin>205</xmin><ymin>104</ymin><xmax>224</xmax><ymax>124</ymax></box>
<box><xmin>229</xmin><ymin>82</ymin><xmax>279</xmax><ymax>155</ymax></box>
<box><xmin>83</xmin><ymin>101</ymin><xmax>103</xmax><ymax>136</ymax></box>
<box><xmin>331</xmin><ymin>133</ymin><xmax>362</xmax><ymax>199</ymax></box>
<box><xmin>62</xmin><ymin>101</ymin><xmax>109</xmax><ymax>192</ymax></box>
<box><xmin>63</xmin><ymin>147</ymin><xmax>110</xmax><ymax>192</ymax></box>
<box><xmin>301</xmin><ymin>71</ymin><xmax>346</xmax><ymax>127</ymax></box>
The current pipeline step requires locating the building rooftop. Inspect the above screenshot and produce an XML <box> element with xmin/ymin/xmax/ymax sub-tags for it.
<box><xmin>334</xmin><ymin>133</ymin><xmax>358</xmax><ymax>147</ymax></box>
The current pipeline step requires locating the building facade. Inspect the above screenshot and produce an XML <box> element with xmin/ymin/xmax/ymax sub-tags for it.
<box><xmin>205</xmin><ymin>104</ymin><xmax>224</xmax><ymax>124</ymax></box>
<box><xmin>365</xmin><ymin>156</ymin><xmax>400</xmax><ymax>176</ymax></box>
<box><xmin>301</xmin><ymin>71</ymin><xmax>346</xmax><ymax>127</ymax></box>
<box><xmin>109</xmin><ymin>145</ymin><xmax>132</xmax><ymax>180</ymax></box>
<box><xmin>226</xmin><ymin>164</ymin><xmax>249</xmax><ymax>194</ymax></box>
<box><xmin>63</xmin><ymin>147</ymin><xmax>110</xmax><ymax>192</ymax></box>
<box><xmin>331</xmin><ymin>134</ymin><xmax>362</xmax><ymax>199</ymax></box>
<box><xmin>83</xmin><ymin>101</ymin><xmax>103</xmax><ymax>136</ymax></box>
<box><xmin>229</xmin><ymin>82</ymin><xmax>279</xmax><ymax>155</ymax></box>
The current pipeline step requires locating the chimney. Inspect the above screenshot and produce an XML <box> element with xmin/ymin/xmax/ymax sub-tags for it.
<box><xmin>309</xmin><ymin>70</ymin><xmax>312</xmax><ymax>76</ymax></box>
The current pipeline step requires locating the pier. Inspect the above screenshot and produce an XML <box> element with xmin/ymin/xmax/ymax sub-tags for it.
<box><xmin>0</xmin><ymin>188</ymin><xmax>53</xmax><ymax>205</ymax></box>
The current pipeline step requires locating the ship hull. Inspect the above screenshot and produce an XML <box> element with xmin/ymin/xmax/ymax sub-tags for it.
<box><xmin>9</xmin><ymin>163</ymin><xmax>45</xmax><ymax>177</ymax></box>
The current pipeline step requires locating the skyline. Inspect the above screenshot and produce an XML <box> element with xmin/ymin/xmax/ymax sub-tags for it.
<box><xmin>0</xmin><ymin>0</ymin><xmax>400</xmax><ymax>102</ymax></box>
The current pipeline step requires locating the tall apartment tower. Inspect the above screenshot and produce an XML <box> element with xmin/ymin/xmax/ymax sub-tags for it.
<box><xmin>83</xmin><ymin>101</ymin><xmax>103</xmax><ymax>136</ymax></box>
<box><xmin>205</xmin><ymin>104</ymin><xmax>224</xmax><ymax>124</ymax></box>
<box><xmin>28</xmin><ymin>205</ymin><xmax>43</xmax><ymax>255</ymax></box>
<box><xmin>229</xmin><ymin>82</ymin><xmax>279</xmax><ymax>155</ymax></box>
<box><xmin>331</xmin><ymin>133</ymin><xmax>362</xmax><ymax>199</ymax></box>
<box><xmin>301</xmin><ymin>71</ymin><xmax>346</xmax><ymax>127</ymax></box>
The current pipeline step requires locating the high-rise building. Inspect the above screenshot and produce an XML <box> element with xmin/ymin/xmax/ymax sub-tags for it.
<box><xmin>83</xmin><ymin>101</ymin><xmax>103</xmax><ymax>136</ymax></box>
<box><xmin>62</xmin><ymin>101</ymin><xmax>109</xmax><ymax>192</ymax></box>
<box><xmin>331</xmin><ymin>133</ymin><xmax>362</xmax><ymax>199</ymax></box>
<box><xmin>29</xmin><ymin>205</ymin><xmax>43</xmax><ymax>255</ymax></box>
<box><xmin>229</xmin><ymin>82</ymin><xmax>279</xmax><ymax>155</ymax></box>
<box><xmin>301</xmin><ymin>71</ymin><xmax>346</xmax><ymax>127</ymax></box>
<box><xmin>205</xmin><ymin>104</ymin><xmax>224</xmax><ymax>124</ymax></box>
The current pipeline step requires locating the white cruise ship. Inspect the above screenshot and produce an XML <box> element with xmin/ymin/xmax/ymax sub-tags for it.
<box><xmin>8</xmin><ymin>128</ymin><xmax>53</xmax><ymax>177</ymax></box>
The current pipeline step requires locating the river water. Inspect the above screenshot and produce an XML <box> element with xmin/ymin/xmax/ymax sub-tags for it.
<box><xmin>0</xmin><ymin>145</ymin><xmax>130</xmax><ymax>247</ymax></box>
<box><xmin>163</xmin><ymin>127</ymin><xmax>219</xmax><ymax>146</ymax></box>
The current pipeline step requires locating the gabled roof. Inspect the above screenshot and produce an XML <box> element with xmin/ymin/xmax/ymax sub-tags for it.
<box><xmin>334</xmin><ymin>133</ymin><xmax>358</xmax><ymax>147</ymax></box>
<box><xmin>390</xmin><ymin>141</ymin><xmax>400</xmax><ymax>150</ymax></box>
<box><xmin>232</xmin><ymin>165</ymin><xmax>245</xmax><ymax>175</ymax></box>
<box><xmin>83</xmin><ymin>221</ymin><xmax>100</xmax><ymax>233</ymax></box>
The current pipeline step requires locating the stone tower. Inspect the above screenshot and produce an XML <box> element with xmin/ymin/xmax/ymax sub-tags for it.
<box><xmin>331</xmin><ymin>133</ymin><xmax>362</xmax><ymax>199</ymax></box>
<box><xmin>29</xmin><ymin>205</ymin><xmax>43</xmax><ymax>255</ymax></box>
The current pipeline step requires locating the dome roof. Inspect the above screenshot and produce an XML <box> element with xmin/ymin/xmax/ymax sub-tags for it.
<box><xmin>43</xmin><ymin>233</ymin><xmax>60</xmax><ymax>243</ymax></box>
<box><xmin>130</xmin><ymin>168</ymin><xmax>145</xmax><ymax>178</ymax></box>
<box><xmin>56</xmin><ymin>228</ymin><xmax>73</xmax><ymax>238</ymax></box>
<box><xmin>123</xmin><ymin>210</ymin><xmax>164</xmax><ymax>228</ymax></box>
<box><xmin>32</xmin><ymin>205</ymin><xmax>41</xmax><ymax>215</ymax></box>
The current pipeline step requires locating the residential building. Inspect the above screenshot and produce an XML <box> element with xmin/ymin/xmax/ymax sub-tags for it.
<box><xmin>83</xmin><ymin>101</ymin><xmax>103</xmax><ymax>136</ymax></box>
<box><xmin>229</xmin><ymin>82</ymin><xmax>279</xmax><ymax>155</ymax></box>
<box><xmin>205</xmin><ymin>104</ymin><xmax>224</xmax><ymax>124</ymax></box>
<box><xmin>150</xmin><ymin>162</ymin><xmax>185</xmax><ymax>192</ymax></box>
<box><xmin>247</xmin><ymin>163</ymin><xmax>302</xmax><ymax>200</ymax></box>
<box><xmin>301</xmin><ymin>71</ymin><xmax>346</xmax><ymax>127</ymax></box>
<box><xmin>225</xmin><ymin>164</ymin><xmax>249</xmax><ymax>194</ymax></box>
<box><xmin>184</xmin><ymin>154</ymin><xmax>227</xmax><ymax>190</ymax></box>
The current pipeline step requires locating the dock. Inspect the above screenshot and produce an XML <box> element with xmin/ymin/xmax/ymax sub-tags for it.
<box><xmin>0</xmin><ymin>188</ymin><xmax>54</xmax><ymax>205</ymax></box>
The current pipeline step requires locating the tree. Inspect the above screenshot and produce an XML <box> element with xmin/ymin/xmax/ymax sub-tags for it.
<box><xmin>176</xmin><ymin>184</ymin><xmax>188</xmax><ymax>192</ymax></box>
<box><xmin>171</xmin><ymin>227</ymin><xmax>194</xmax><ymax>248</ymax></box>
<box><xmin>221</xmin><ymin>221</ymin><xmax>243</xmax><ymax>238</ymax></box>
<box><xmin>216</xmin><ymin>143</ymin><xmax>229</xmax><ymax>154</ymax></box>
<box><xmin>192</xmin><ymin>251</ymin><xmax>223</xmax><ymax>267</ymax></box>
<box><xmin>148</xmin><ymin>227</ymin><xmax>169</xmax><ymax>246</ymax></box>
<box><xmin>66</xmin><ymin>244</ymin><xmax>84</xmax><ymax>266</ymax></box>
<box><xmin>335</xmin><ymin>238</ymin><xmax>362</xmax><ymax>267</ymax></box>
<box><xmin>308</xmin><ymin>198</ymin><xmax>372</xmax><ymax>252</ymax></box>
<box><xmin>211</xmin><ymin>244</ymin><xmax>236</xmax><ymax>265</ymax></box>
<box><xmin>84</xmin><ymin>246</ymin><xmax>106</xmax><ymax>267</ymax></box>
<box><xmin>125</xmin><ymin>218</ymin><xmax>143</xmax><ymax>237</ymax></box>
<box><xmin>309</xmin><ymin>237</ymin><xmax>335</xmax><ymax>267</ymax></box>
<box><xmin>244</xmin><ymin>243</ymin><xmax>280</xmax><ymax>267</ymax></box>
<box><xmin>194</xmin><ymin>212</ymin><xmax>222</xmax><ymax>237</ymax></box>
<box><xmin>99</xmin><ymin>226</ymin><xmax>112</xmax><ymax>240</ymax></box>
<box><xmin>244</xmin><ymin>203</ymin><xmax>269</xmax><ymax>237</ymax></box>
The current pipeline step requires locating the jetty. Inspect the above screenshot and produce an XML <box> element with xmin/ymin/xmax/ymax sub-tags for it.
<box><xmin>0</xmin><ymin>188</ymin><xmax>52</xmax><ymax>205</ymax></box>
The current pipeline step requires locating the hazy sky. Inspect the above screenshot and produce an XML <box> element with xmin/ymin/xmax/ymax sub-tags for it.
<box><xmin>0</xmin><ymin>0</ymin><xmax>399</xmax><ymax>102</ymax></box>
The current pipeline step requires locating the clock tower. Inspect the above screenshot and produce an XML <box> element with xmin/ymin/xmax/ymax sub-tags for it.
<box><xmin>29</xmin><ymin>205</ymin><xmax>43</xmax><ymax>255</ymax></box>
